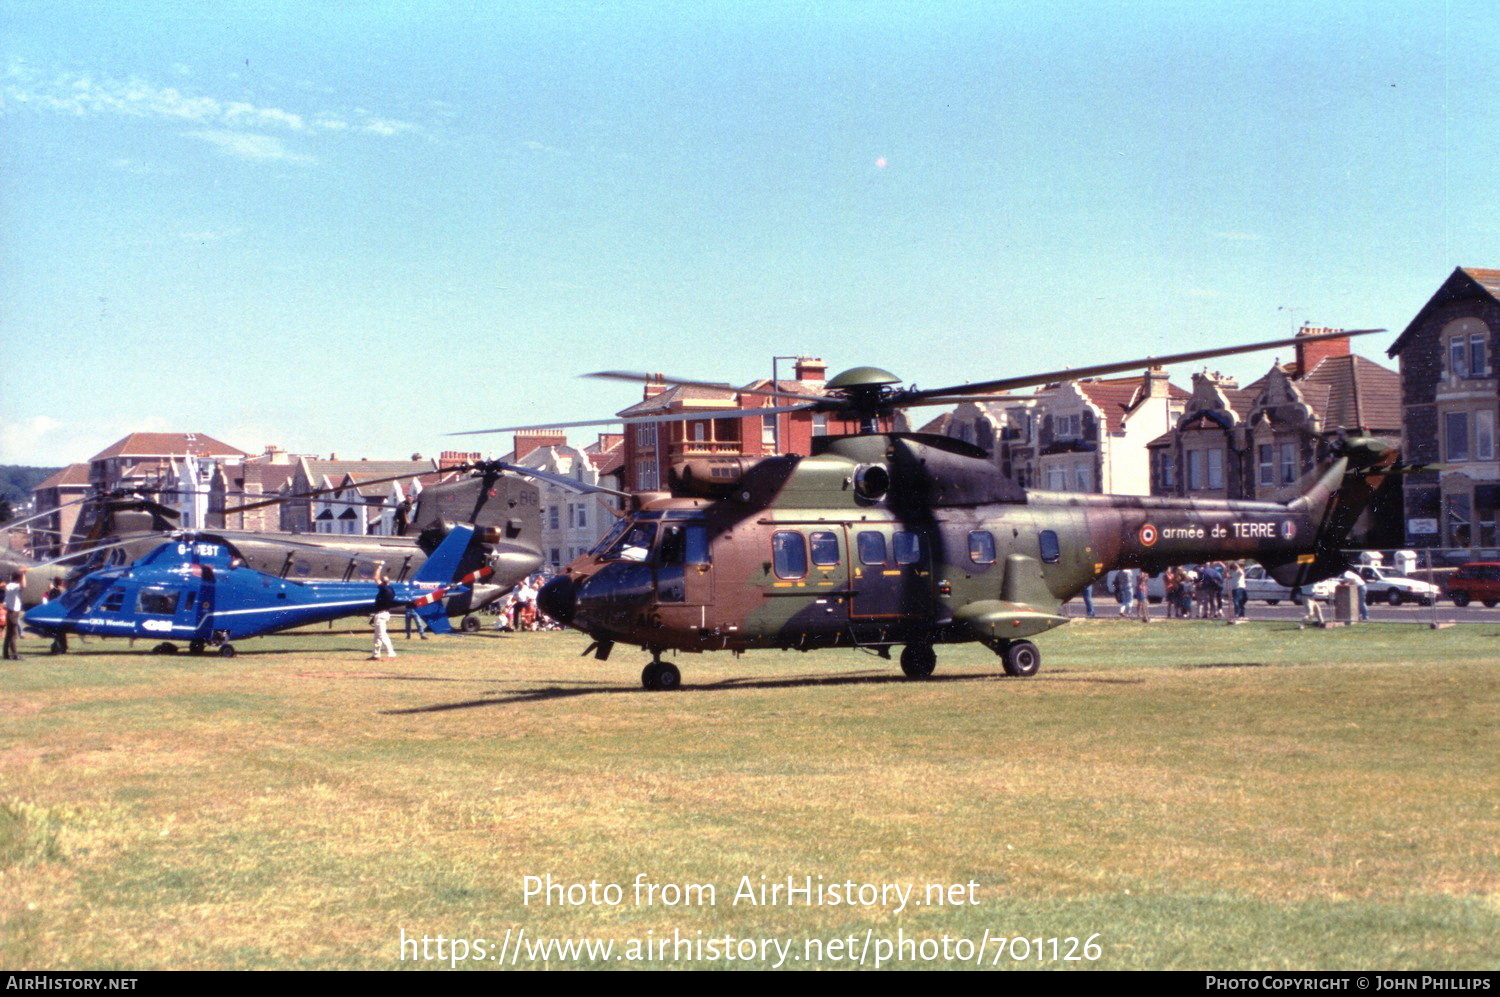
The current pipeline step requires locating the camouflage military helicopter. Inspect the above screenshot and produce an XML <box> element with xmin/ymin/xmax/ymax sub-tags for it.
<box><xmin>458</xmin><ymin>330</ymin><xmax>1398</xmax><ymax>690</ymax></box>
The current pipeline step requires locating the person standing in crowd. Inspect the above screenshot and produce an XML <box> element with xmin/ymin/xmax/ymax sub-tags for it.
<box><xmin>1113</xmin><ymin>569</ymin><xmax>1133</xmax><ymax>617</ymax></box>
<box><xmin>368</xmin><ymin>567</ymin><xmax>398</xmax><ymax>660</ymax></box>
<box><xmin>1342</xmin><ymin>567</ymin><xmax>1369</xmax><ymax>622</ymax></box>
<box><xmin>1228</xmin><ymin>561</ymin><xmax>1248</xmax><ymax>623</ymax></box>
<box><xmin>1135</xmin><ymin>570</ymin><xmax>1151</xmax><ymax>622</ymax></box>
<box><xmin>43</xmin><ymin>576</ymin><xmax>68</xmax><ymax>652</ymax></box>
<box><xmin>1080</xmin><ymin>580</ymin><xmax>1095</xmax><ymax>618</ymax></box>
<box><xmin>3</xmin><ymin>569</ymin><xmax>24</xmax><ymax>660</ymax></box>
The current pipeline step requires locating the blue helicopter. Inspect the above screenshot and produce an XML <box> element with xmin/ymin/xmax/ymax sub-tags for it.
<box><xmin>22</xmin><ymin>524</ymin><xmax>488</xmax><ymax>657</ymax></box>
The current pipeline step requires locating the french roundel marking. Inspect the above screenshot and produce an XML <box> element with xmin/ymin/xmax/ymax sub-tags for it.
<box><xmin>1139</xmin><ymin>524</ymin><xmax>1158</xmax><ymax>547</ymax></box>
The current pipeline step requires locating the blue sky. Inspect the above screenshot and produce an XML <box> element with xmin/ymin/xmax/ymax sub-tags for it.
<box><xmin>3</xmin><ymin>1</ymin><xmax>1498</xmax><ymax>466</ymax></box>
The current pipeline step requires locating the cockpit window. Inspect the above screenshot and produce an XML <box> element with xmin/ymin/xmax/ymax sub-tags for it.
<box><xmin>590</xmin><ymin>518</ymin><xmax>630</xmax><ymax>558</ymax></box>
<box><xmin>60</xmin><ymin>579</ymin><xmax>104</xmax><ymax>612</ymax></box>
<box><xmin>605</xmin><ymin>522</ymin><xmax>657</xmax><ymax>562</ymax></box>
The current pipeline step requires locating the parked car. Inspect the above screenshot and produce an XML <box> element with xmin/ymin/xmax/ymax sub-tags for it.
<box><xmin>1242</xmin><ymin>564</ymin><xmax>1336</xmax><ymax>605</ymax></box>
<box><xmin>1444</xmin><ymin>562</ymin><xmax>1500</xmax><ymax>608</ymax></box>
<box><xmin>1354</xmin><ymin>564</ymin><xmax>1439</xmax><ymax>606</ymax></box>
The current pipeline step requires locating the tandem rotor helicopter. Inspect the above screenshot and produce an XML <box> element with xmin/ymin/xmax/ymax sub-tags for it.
<box><xmin>454</xmin><ymin>329</ymin><xmax>1403</xmax><ymax>690</ymax></box>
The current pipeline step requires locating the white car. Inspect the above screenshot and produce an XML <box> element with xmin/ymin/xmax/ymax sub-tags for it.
<box><xmin>1353</xmin><ymin>565</ymin><xmax>1439</xmax><ymax>606</ymax></box>
<box><xmin>1242</xmin><ymin>564</ymin><xmax>1336</xmax><ymax>605</ymax></box>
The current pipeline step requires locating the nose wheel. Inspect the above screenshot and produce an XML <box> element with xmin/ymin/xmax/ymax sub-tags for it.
<box><xmin>641</xmin><ymin>657</ymin><xmax>681</xmax><ymax>691</ymax></box>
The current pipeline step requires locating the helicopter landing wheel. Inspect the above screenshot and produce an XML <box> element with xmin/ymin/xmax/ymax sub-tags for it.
<box><xmin>460</xmin><ymin>615</ymin><xmax>481</xmax><ymax>633</ymax></box>
<box><xmin>189</xmin><ymin>640</ymin><xmax>206</xmax><ymax>655</ymax></box>
<box><xmin>641</xmin><ymin>660</ymin><xmax>681</xmax><ymax>691</ymax></box>
<box><xmin>153</xmin><ymin>642</ymin><xmax>179</xmax><ymax>655</ymax></box>
<box><xmin>49</xmin><ymin>638</ymin><xmax>66</xmax><ymax>655</ymax></box>
<box><xmin>1002</xmin><ymin>639</ymin><xmax>1041</xmax><ymax>678</ymax></box>
<box><xmin>218</xmin><ymin>644</ymin><xmax>237</xmax><ymax>659</ymax></box>
<box><xmin>900</xmin><ymin>642</ymin><xmax>937</xmax><ymax>679</ymax></box>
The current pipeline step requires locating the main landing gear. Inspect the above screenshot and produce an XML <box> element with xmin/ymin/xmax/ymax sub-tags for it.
<box><xmin>901</xmin><ymin>638</ymin><xmax>1042</xmax><ymax>679</ymax></box>
<box><xmin>641</xmin><ymin>653</ymin><xmax>681</xmax><ymax>692</ymax></box>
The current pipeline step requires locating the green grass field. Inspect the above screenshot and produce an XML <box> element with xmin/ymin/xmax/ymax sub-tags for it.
<box><xmin>1</xmin><ymin>620</ymin><xmax>1496</xmax><ymax>970</ymax></box>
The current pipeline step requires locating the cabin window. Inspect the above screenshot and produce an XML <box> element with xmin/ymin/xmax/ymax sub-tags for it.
<box><xmin>101</xmin><ymin>588</ymin><xmax>126</xmax><ymax>613</ymax></box>
<box><xmin>1038</xmin><ymin>530</ymin><xmax>1061</xmax><ymax>564</ymax></box>
<box><xmin>772</xmin><ymin>531</ymin><xmax>808</xmax><ymax>579</ymax></box>
<box><xmin>857</xmin><ymin>531</ymin><xmax>887</xmax><ymax>566</ymax></box>
<box><xmin>137</xmin><ymin>588</ymin><xmax>180</xmax><ymax>616</ymax></box>
<box><xmin>659</xmin><ymin>524</ymin><xmax>710</xmax><ymax>566</ymax></box>
<box><xmin>968</xmin><ymin>531</ymin><xmax>996</xmax><ymax>564</ymax></box>
<box><xmin>893</xmin><ymin>531</ymin><xmax>922</xmax><ymax>565</ymax></box>
<box><xmin>809</xmin><ymin>531</ymin><xmax>840</xmax><ymax>567</ymax></box>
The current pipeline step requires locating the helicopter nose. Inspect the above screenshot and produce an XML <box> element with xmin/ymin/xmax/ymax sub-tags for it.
<box><xmin>538</xmin><ymin>575</ymin><xmax>577</xmax><ymax>624</ymax></box>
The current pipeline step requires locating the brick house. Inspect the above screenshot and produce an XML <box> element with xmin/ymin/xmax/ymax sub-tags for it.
<box><xmin>1148</xmin><ymin>328</ymin><xmax>1401</xmax><ymax>503</ymax></box>
<box><xmin>1386</xmin><ymin>267</ymin><xmax>1500</xmax><ymax>550</ymax></box>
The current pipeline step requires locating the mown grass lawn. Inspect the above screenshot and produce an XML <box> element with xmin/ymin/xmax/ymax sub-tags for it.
<box><xmin>1</xmin><ymin>620</ymin><xmax>1496</xmax><ymax>970</ymax></box>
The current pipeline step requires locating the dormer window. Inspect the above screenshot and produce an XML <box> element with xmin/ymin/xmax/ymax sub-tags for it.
<box><xmin>1056</xmin><ymin>413</ymin><xmax>1081</xmax><ymax>439</ymax></box>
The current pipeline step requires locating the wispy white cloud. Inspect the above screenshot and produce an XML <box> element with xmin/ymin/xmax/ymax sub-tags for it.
<box><xmin>1</xmin><ymin>62</ymin><xmax>421</xmax><ymax>146</ymax></box>
<box><xmin>0</xmin><ymin>415</ymin><xmax>171</xmax><ymax>466</ymax></box>
<box><xmin>187</xmin><ymin>130</ymin><xmax>315</xmax><ymax>164</ymax></box>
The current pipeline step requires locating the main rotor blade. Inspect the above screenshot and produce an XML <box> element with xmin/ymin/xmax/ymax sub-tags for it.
<box><xmin>0</xmin><ymin>494</ymin><xmax>97</xmax><ymax>534</ymax></box>
<box><xmin>903</xmin><ymin>328</ymin><xmax>1387</xmax><ymax>403</ymax></box>
<box><xmin>221</xmin><ymin>467</ymin><xmax>447</xmax><ymax>515</ymax></box>
<box><xmin>586</xmin><ymin>370</ymin><xmax>814</xmax><ymax>403</ymax></box>
<box><xmin>495</xmin><ymin>462</ymin><xmax>632</xmax><ymax>500</ymax></box>
<box><xmin>449</xmin><ymin>401</ymin><xmax>819</xmax><ymax>437</ymax></box>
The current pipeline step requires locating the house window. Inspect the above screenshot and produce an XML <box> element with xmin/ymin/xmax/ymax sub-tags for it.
<box><xmin>577</xmin><ymin>506</ymin><xmax>587</xmax><ymax>529</ymax></box>
<box><xmin>1207</xmin><ymin>449</ymin><xmax>1224</xmax><ymax>490</ymax></box>
<box><xmin>1188</xmin><ymin>451</ymin><xmax>1204</xmax><ymax>490</ymax></box>
<box><xmin>1056</xmin><ymin>413</ymin><xmax>1081</xmax><ymax>439</ymax></box>
<box><xmin>1470</xmin><ymin>333</ymin><xmax>1488</xmax><ymax>377</ymax></box>
<box><xmin>1074</xmin><ymin>465</ymin><xmax>1088</xmax><ymax>491</ymax></box>
<box><xmin>1450</xmin><ymin>336</ymin><xmax>1468</xmax><ymax>377</ymax></box>
<box><xmin>1280</xmin><ymin>442</ymin><xmax>1297</xmax><ymax>484</ymax></box>
<box><xmin>1160</xmin><ymin>453</ymin><xmax>1175</xmax><ymax>489</ymax></box>
<box><xmin>1478</xmin><ymin>410</ymin><xmax>1496</xmax><ymax>462</ymax></box>
<box><xmin>548</xmin><ymin>505</ymin><xmax>559</xmax><ymax>530</ymax></box>
<box><xmin>635</xmin><ymin>423</ymin><xmax>657</xmax><ymax>448</ymax></box>
<box><xmin>1446</xmin><ymin>412</ymin><xmax>1470</xmax><ymax>462</ymax></box>
<box><xmin>811</xmin><ymin>414</ymin><xmax>828</xmax><ymax>437</ymax></box>
<box><xmin>690</xmin><ymin>421</ymin><xmax>708</xmax><ymax>442</ymax></box>
<box><xmin>1258</xmin><ymin>445</ymin><xmax>1274</xmax><ymax>486</ymax></box>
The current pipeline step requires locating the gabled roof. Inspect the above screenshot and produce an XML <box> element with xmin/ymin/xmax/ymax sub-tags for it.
<box><xmin>1073</xmin><ymin>375</ymin><xmax>1190</xmax><ymax>433</ymax></box>
<box><xmin>1298</xmin><ymin>354</ymin><xmax>1402</xmax><ymax>432</ymax></box>
<box><xmin>617</xmin><ymin>383</ymin><xmax>738</xmax><ymax>418</ymax></box>
<box><xmin>35</xmin><ymin>463</ymin><xmax>90</xmax><ymax>490</ymax></box>
<box><xmin>1388</xmin><ymin>267</ymin><xmax>1500</xmax><ymax>356</ymax></box>
<box><xmin>90</xmin><ymin>432</ymin><xmax>247</xmax><ymax>461</ymax></box>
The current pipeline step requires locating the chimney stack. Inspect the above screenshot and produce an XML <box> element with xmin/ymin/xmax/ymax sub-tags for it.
<box><xmin>1294</xmin><ymin>326</ymin><xmax>1350</xmax><ymax>379</ymax></box>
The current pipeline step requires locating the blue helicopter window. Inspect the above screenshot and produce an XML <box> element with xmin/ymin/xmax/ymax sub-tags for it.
<box><xmin>101</xmin><ymin>588</ymin><xmax>126</xmax><ymax>613</ymax></box>
<box><xmin>137</xmin><ymin>588</ymin><xmax>180</xmax><ymax>616</ymax></box>
<box><xmin>969</xmin><ymin>531</ymin><xmax>996</xmax><ymax>564</ymax></box>
<box><xmin>894</xmin><ymin>531</ymin><xmax>922</xmax><ymax>565</ymax></box>
<box><xmin>857</xmin><ymin>531</ymin><xmax>887</xmax><ymax>566</ymax></box>
<box><xmin>809</xmin><ymin>531</ymin><xmax>840</xmax><ymax>567</ymax></box>
<box><xmin>1038</xmin><ymin>530</ymin><xmax>1061</xmax><ymax>564</ymax></box>
<box><xmin>772</xmin><ymin>531</ymin><xmax>808</xmax><ymax>579</ymax></box>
